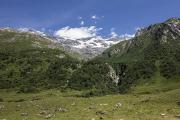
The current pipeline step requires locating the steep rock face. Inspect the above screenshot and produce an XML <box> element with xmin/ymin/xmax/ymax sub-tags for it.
<box><xmin>107</xmin><ymin>63</ymin><xmax>119</xmax><ymax>84</ymax></box>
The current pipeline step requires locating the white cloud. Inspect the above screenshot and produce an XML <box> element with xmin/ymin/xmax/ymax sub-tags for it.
<box><xmin>54</xmin><ymin>26</ymin><xmax>102</xmax><ymax>40</ymax></box>
<box><xmin>110</xmin><ymin>28</ymin><xmax>118</xmax><ymax>38</ymax></box>
<box><xmin>91</xmin><ymin>15</ymin><xmax>97</xmax><ymax>19</ymax></box>
<box><xmin>119</xmin><ymin>34</ymin><xmax>135</xmax><ymax>38</ymax></box>
<box><xmin>110</xmin><ymin>31</ymin><xmax>118</xmax><ymax>38</ymax></box>
<box><xmin>109</xmin><ymin>27</ymin><xmax>134</xmax><ymax>38</ymax></box>
<box><xmin>80</xmin><ymin>21</ymin><xmax>85</xmax><ymax>26</ymax></box>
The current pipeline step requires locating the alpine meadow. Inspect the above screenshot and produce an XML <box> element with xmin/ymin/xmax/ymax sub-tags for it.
<box><xmin>0</xmin><ymin>0</ymin><xmax>180</xmax><ymax>120</ymax></box>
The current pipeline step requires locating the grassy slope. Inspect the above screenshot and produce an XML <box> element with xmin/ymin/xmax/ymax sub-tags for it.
<box><xmin>0</xmin><ymin>88</ymin><xmax>180</xmax><ymax>120</ymax></box>
<box><xmin>131</xmin><ymin>61</ymin><xmax>180</xmax><ymax>94</ymax></box>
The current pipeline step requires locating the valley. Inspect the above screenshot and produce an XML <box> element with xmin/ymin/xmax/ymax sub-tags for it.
<box><xmin>0</xmin><ymin>88</ymin><xmax>180</xmax><ymax>120</ymax></box>
<box><xmin>0</xmin><ymin>18</ymin><xmax>180</xmax><ymax>120</ymax></box>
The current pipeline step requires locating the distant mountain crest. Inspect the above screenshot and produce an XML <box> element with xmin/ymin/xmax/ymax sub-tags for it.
<box><xmin>0</xmin><ymin>27</ymin><xmax>133</xmax><ymax>59</ymax></box>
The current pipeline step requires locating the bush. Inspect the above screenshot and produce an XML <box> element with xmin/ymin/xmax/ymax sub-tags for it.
<box><xmin>80</xmin><ymin>89</ymin><xmax>112</xmax><ymax>97</ymax></box>
<box><xmin>0</xmin><ymin>98</ymin><xmax>4</xmax><ymax>102</ymax></box>
<box><xmin>18</xmin><ymin>85</ymin><xmax>39</xmax><ymax>93</ymax></box>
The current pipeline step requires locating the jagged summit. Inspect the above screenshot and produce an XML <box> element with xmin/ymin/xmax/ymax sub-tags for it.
<box><xmin>165</xmin><ymin>17</ymin><xmax>180</xmax><ymax>24</ymax></box>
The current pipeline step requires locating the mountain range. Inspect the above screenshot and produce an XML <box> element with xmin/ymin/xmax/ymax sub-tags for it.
<box><xmin>0</xmin><ymin>27</ymin><xmax>133</xmax><ymax>59</ymax></box>
<box><xmin>0</xmin><ymin>18</ymin><xmax>179</xmax><ymax>95</ymax></box>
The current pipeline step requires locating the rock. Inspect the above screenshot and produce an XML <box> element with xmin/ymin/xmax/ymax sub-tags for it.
<box><xmin>45</xmin><ymin>114</ymin><xmax>53</xmax><ymax>119</ymax></box>
<box><xmin>55</xmin><ymin>107</ymin><xmax>68</xmax><ymax>113</ymax></box>
<box><xmin>0</xmin><ymin>105</ymin><xmax>5</xmax><ymax>110</ymax></box>
<box><xmin>91</xmin><ymin>118</ymin><xmax>96</xmax><ymax>120</ymax></box>
<box><xmin>31</xmin><ymin>96</ymin><xmax>41</xmax><ymax>101</ymax></box>
<box><xmin>21</xmin><ymin>112</ymin><xmax>28</xmax><ymax>116</ymax></box>
<box><xmin>71</xmin><ymin>102</ymin><xmax>76</xmax><ymax>106</ymax></box>
<box><xmin>39</xmin><ymin>110</ymin><xmax>49</xmax><ymax>115</ymax></box>
<box><xmin>89</xmin><ymin>106</ymin><xmax>96</xmax><ymax>109</ymax></box>
<box><xmin>175</xmin><ymin>115</ymin><xmax>180</xmax><ymax>118</ymax></box>
<box><xmin>115</xmin><ymin>102</ymin><xmax>122</xmax><ymax>108</ymax></box>
<box><xmin>160</xmin><ymin>113</ymin><xmax>166</xmax><ymax>116</ymax></box>
<box><xmin>16</xmin><ymin>104</ymin><xmax>21</xmax><ymax>107</ymax></box>
<box><xmin>141</xmin><ymin>97</ymin><xmax>151</xmax><ymax>103</ymax></box>
<box><xmin>96</xmin><ymin>110</ymin><xmax>106</xmax><ymax>115</ymax></box>
<box><xmin>100</xmin><ymin>116</ymin><xmax>104</xmax><ymax>120</ymax></box>
<box><xmin>99</xmin><ymin>103</ymin><xmax>108</xmax><ymax>106</ymax></box>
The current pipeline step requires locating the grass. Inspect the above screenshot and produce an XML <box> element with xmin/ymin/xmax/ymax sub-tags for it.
<box><xmin>0</xmin><ymin>88</ymin><xmax>180</xmax><ymax>120</ymax></box>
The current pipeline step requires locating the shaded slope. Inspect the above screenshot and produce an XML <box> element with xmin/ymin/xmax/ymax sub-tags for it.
<box><xmin>0</xmin><ymin>30</ymin><xmax>81</xmax><ymax>91</ymax></box>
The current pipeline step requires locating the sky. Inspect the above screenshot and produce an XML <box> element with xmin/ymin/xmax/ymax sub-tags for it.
<box><xmin>0</xmin><ymin>0</ymin><xmax>180</xmax><ymax>38</ymax></box>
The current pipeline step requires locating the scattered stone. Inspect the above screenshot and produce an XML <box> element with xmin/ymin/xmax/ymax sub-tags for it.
<box><xmin>39</xmin><ymin>110</ymin><xmax>49</xmax><ymax>115</ymax></box>
<box><xmin>45</xmin><ymin>114</ymin><xmax>53</xmax><ymax>119</ymax></box>
<box><xmin>89</xmin><ymin>106</ymin><xmax>96</xmax><ymax>109</ymax></box>
<box><xmin>175</xmin><ymin>115</ymin><xmax>180</xmax><ymax>119</ymax></box>
<box><xmin>16</xmin><ymin>104</ymin><xmax>21</xmax><ymax>107</ymax></box>
<box><xmin>96</xmin><ymin>110</ymin><xmax>106</xmax><ymax>115</ymax></box>
<box><xmin>99</xmin><ymin>103</ymin><xmax>108</xmax><ymax>106</ymax></box>
<box><xmin>21</xmin><ymin>112</ymin><xmax>28</xmax><ymax>116</ymax></box>
<box><xmin>160</xmin><ymin>113</ymin><xmax>166</xmax><ymax>116</ymax></box>
<box><xmin>71</xmin><ymin>102</ymin><xmax>76</xmax><ymax>106</ymax></box>
<box><xmin>141</xmin><ymin>97</ymin><xmax>151</xmax><ymax>103</ymax></box>
<box><xmin>115</xmin><ymin>102</ymin><xmax>122</xmax><ymax>108</ymax></box>
<box><xmin>31</xmin><ymin>96</ymin><xmax>41</xmax><ymax>101</ymax></box>
<box><xmin>99</xmin><ymin>116</ymin><xmax>104</xmax><ymax>120</ymax></box>
<box><xmin>55</xmin><ymin>107</ymin><xmax>68</xmax><ymax>113</ymax></box>
<box><xmin>0</xmin><ymin>105</ymin><xmax>5</xmax><ymax>110</ymax></box>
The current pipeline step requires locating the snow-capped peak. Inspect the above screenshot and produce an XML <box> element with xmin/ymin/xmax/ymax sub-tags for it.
<box><xmin>18</xmin><ymin>28</ymin><xmax>46</xmax><ymax>37</ymax></box>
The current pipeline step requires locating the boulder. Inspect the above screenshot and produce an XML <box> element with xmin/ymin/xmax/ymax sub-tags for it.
<box><xmin>96</xmin><ymin>110</ymin><xmax>106</xmax><ymax>115</ymax></box>
<box><xmin>115</xmin><ymin>102</ymin><xmax>122</xmax><ymax>108</ymax></box>
<box><xmin>45</xmin><ymin>114</ymin><xmax>53</xmax><ymax>119</ymax></box>
<box><xmin>0</xmin><ymin>105</ymin><xmax>5</xmax><ymax>110</ymax></box>
<box><xmin>21</xmin><ymin>112</ymin><xmax>28</xmax><ymax>116</ymax></box>
<box><xmin>55</xmin><ymin>107</ymin><xmax>68</xmax><ymax>113</ymax></box>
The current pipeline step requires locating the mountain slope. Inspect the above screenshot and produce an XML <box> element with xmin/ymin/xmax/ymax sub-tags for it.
<box><xmin>0</xmin><ymin>29</ymin><xmax>81</xmax><ymax>92</ymax></box>
<box><xmin>54</xmin><ymin>35</ymin><xmax>133</xmax><ymax>59</ymax></box>
<box><xmin>69</xmin><ymin>18</ymin><xmax>180</xmax><ymax>94</ymax></box>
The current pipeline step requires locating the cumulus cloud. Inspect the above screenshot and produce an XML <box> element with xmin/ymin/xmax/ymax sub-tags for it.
<box><xmin>119</xmin><ymin>34</ymin><xmax>135</xmax><ymax>38</ymax></box>
<box><xmin>91</xmin><ymin>15</ymin><xmax>97</xmax><ymax>19</ymax></box>
<box><xmin>80</xmin><ymin>21</ymin><xmax>85</xmax><ymax>26</ymax></box>
<box><xmin>110</xmin><ymin>28</ymin><xmax>118</xmax><ymax>37</ymax></box>
<box><xmin>110</xmin><ymin>31</ymin><xmax>118</xmax><ymax>38</ymax></box>
<box><xmin>54</xmin><ymin>26</ymin><xmax>102</xmax><ymax>40</ymax></box>
<box><xmin>110</xmin><ymin>28</ymin><xmax>135</xmax><ymax>38</ymax></box>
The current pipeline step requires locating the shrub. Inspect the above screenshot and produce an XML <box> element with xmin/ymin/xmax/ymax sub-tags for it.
<box><xmin>18</xmin><ymin>85</ymin><xmax>39</xmax><ymax>93</ymax></box>
<box><xmin>0</xmin><ymin>98</ymin><xmax>4</xmax><ymax>102</ymax></box>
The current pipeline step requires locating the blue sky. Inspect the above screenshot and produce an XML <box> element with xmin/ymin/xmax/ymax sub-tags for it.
<box><xmin>0</xmin><ymin>0</ymin><xmax>180</xmax><ymax>36</ymax></box>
